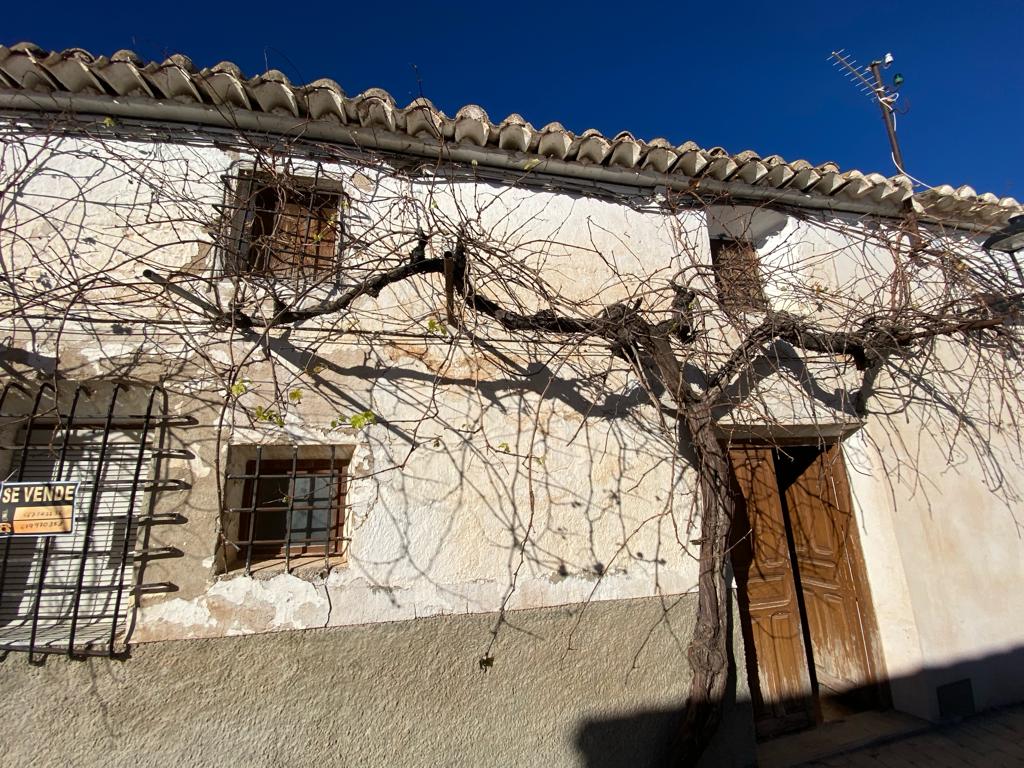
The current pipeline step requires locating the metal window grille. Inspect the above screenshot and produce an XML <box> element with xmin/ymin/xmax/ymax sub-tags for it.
<box><xmin>217</xmin><ymin>167</ymin><xmax>343</xmax><ymax>280</ymax></box>
<box><xmin>222</xmin><ymin>445</ymin><xmax>348</xmax><ymax>575</ymax></box>
<box><xmin>710</xmin><ymin>238</ymin><xmax>769</xmax><ymax>312</ymax></box>
<box><xmin>0</xmin><ymin>383</ymin><xmax>168</xmax><ymax>658</ymax></box>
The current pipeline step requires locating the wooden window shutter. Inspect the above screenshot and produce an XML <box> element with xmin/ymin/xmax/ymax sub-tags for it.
<box><xmin>223</xmin><ymin>171</ymin><xmax>257</xmax><ymax>274</ymax></box>
<box><xmin>247</xmin><ymin>182</ymin><xmax>280</xmax><ymax>274</ymax></box>
<box><xmin>276</xmin><ymin>189</ymin><xmax>338</xmax><ymax>275</ymax></box>
<box><xmin>237</xmin><ymin>178</ymin><xmax>339</xmax><ymax>278</ymax></box>
<box><xmin>711</xmin><ymin>238</ymin><xmax>768</xmax><ymax>312</ymax></box>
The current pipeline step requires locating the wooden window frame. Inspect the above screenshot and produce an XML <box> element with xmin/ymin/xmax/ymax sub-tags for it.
<box><xmin>238</xmin><ymin>458</ymin><xmax>347</xmax><ymax>564</ymax></box>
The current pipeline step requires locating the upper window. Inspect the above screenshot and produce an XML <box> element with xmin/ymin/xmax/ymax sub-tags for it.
<box><xmin>710</xmin><ymin>238</ymin><xmax>768</xmax><ymax>312</ymax></box>
<box><xmin>222</xmin><ymin>452</ymin><xmax>348</xmax><ymax>574</ymax></box>
<box><xmin>227</xmin><ymin>171</ymin><xmax>342</xmax><ymax>279</ymax></box>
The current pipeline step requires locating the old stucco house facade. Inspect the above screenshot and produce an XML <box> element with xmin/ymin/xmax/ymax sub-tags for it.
<box><xmin>0</xmin><ymin>42</ymin><xmax>1022</xmax><ymax>767</ymax></box>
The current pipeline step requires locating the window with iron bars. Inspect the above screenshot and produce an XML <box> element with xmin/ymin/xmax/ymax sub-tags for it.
<box><xmin>221</xmin><ymin>446</ymin><xmax>348</xmax><ymax>575</ymax></box>
<box><xmin>710</xmin><ymin>238</ymin><xmax>769</xmax><ymax>312</ymax></box>
<box><xmin>0</xmin><ymin>382</ymin><xmax>170</xmax><ymax>659</ymax></box>
<box><xmin>222</xmin><ymin>168</ymin><xmax>344</xmax><ymax>279</ymax></box>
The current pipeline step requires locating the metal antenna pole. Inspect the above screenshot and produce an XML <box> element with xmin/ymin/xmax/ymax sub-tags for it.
<box><xmin>829</xmin><ymin>50</ymin><xmax>908</xmax><ymax>176</ymax></box>
<box><xmin>868</xmin><ymin>60</ymin><xmax>906</xmax><ymax>174</ymax></box>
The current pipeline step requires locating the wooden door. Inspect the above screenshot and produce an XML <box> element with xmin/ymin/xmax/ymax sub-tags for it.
<box><xmin>778</xmin><ymin>445</ymin><xmax>884</xmax><ymax>713</ymax></box>
<box><xmin>729</xmin><ymin>447</ymin><xmax>816</xmax><ymax>737</ymax></box>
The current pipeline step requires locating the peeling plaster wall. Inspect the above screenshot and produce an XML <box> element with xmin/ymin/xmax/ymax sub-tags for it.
<box><xmin>848</xmin><ymin>400</ymin><xmax>1024</xmax><ymax>720</ymax></box>
<box><xmin>0</xmin><ymin>596</ymin><xmax>755</xmax><ymax>768</ymax></box>
<box><xmin>711</xmin><ymin>205</ymin><xmax>1024</xmax><ymax>720</ymax></box>
<box><xmin>125</xmin><ymin>359</ymin><xmax>705</xmax><ymax>643</ymax></box>
<box><xmin>0</xmin><ymin>133</ymin><xmax>718</xmax><ymax>643</ymax></box>
<box><xmin>1</xmin><ymin>128</ymin><xmax>1023</xmax><ymax>728</ymax></box>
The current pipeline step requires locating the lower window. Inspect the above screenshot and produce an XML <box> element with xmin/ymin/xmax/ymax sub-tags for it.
<box><xmin>225</xmin><ymin>453</ymin><xmax>348</xmax><ymax>572</ymax></box>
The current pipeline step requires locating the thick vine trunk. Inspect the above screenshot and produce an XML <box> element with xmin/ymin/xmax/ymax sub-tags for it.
<box><xmin>673</xmin><ymin>403</ymin><xmax>734</xmax><ymax>766</ymax></box>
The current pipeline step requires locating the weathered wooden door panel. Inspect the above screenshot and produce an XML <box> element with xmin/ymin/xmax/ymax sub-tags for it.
<box><xmin>731</xmin><ymin>442</ymin><xmax>888</xmax><ymax>737</ymax></box>
<box><xmin>729</xmin><ymin>447</ymin><xmax>815</xmax><ymax>735</ymax></box>
<box><xmin>778</xmin><ymin>445</ymin><xmax>881</xmax><ymax>702</ymax></box>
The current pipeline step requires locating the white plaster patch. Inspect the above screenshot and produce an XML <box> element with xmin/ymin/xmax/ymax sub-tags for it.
<box><xmin>137</xmin><ymin>597</ymin><xmax>215</xmax><ymax>633</ymax></box>
<box><xmin>135</xmin><ymin>573</ymin><xmax>330</xmax><ymax>640</ymax></box>
<box><xmin>178</xmin><ymin>377</ymin><xmax>222</xmax><ymax>394</ymax></box>
<box><xmin>263</xmin><ymin>573</ymin><xmax>328</xmax><ymax>629</ymax></box>
<box><xmin>77</xmin><ymin>339</ymin><xmax>188</xmax><ymax>363</ymax></box>
<box><xmin>170</xmin><ymin>454</ymin><xmax>211</xmax><ymax>480</ymax></box>
<box><xmin>191</xmin><ymin>454</ymin><xmax>212</xmax><ymax>479</ymax></box>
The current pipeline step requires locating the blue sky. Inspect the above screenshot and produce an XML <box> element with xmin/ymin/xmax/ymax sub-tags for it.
<box><xmin>5</xmin><ymin>0</ymin><xmax>1021</xmax><ymax>197</ymax></box>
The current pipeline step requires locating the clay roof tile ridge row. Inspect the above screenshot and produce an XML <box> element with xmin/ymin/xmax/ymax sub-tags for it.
<box><xmin>0</xmin><ymin>42</ymin><xmax>1018</xmax><ymax>223</ymax></box>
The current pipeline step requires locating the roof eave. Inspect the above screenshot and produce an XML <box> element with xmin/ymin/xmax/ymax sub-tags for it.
<box><xmin>0</xmin><ymin>90</ymin><xmax>1008</xmax><ymax>233</ymax></box>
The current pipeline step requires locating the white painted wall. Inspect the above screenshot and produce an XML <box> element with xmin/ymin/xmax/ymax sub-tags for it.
<box><xmin>852</xmin><ymin>391</ymin><xmax>1024</xmax><ymax>718</ymax></box>
<box><xmin>2</xmin><ymin>129</ymin><xmax>1023</xmax><ymax>721</ymax></box>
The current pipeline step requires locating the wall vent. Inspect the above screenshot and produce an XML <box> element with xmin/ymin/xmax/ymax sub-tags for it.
<box><xmin>937</xmin><ymin>678</ymin><xmax>976</xmax><ymax>720</ymax></box>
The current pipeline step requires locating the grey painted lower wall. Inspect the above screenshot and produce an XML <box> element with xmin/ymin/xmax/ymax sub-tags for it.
<box><xmin>0</xmin><ymin>594</ymin><xmax>754</xmax><ymax>768</ymax></box>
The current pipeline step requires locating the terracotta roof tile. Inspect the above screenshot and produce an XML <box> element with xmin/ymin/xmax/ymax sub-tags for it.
<box><xmin>0</xmin><ymin>42</ymin><xmax>1017</xmax><ymax>225</ymax></box>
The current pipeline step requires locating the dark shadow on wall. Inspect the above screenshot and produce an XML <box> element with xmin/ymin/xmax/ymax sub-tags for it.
<box><xmin>575</xmin><ymin>591</ymin><xmax>757</xmax><ymax>768</ymax></box>
<box><xmin>574</xmin><ymin>643</ymin><xmax>1024</xmax><ymax>768</ymax></box>
<box><xmin>574</xmin><ymin>684</ymin><xmax>755</xmax><ymax>768</ymax></box>
<box><xmin>575</xmin><ymin>707</ymin><xmax>681</xmax><ymax>768</ymax></box>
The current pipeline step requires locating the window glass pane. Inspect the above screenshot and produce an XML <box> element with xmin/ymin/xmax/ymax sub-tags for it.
<box><xmin>289</xmin><ymin>474</ymin><xmax>332</xmax><ymax>544</ymax></box>
<box><xmin>251</xmin><ymin>474</ymin><xmax>289</xmax><ymax>543</ymax></box>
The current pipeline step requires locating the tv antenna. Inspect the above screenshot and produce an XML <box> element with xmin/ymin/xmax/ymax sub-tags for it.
<box><xmin>829</xmin><ymin>49</ymin><xmax>907</xmax><ymax>175</ymax></box>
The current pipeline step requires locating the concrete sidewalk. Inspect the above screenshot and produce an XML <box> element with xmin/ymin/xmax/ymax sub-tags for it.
<box><xmin>798</xmin><ymin>704</ymin><xmax>1024</xmax><ymax>767</ymax></box>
